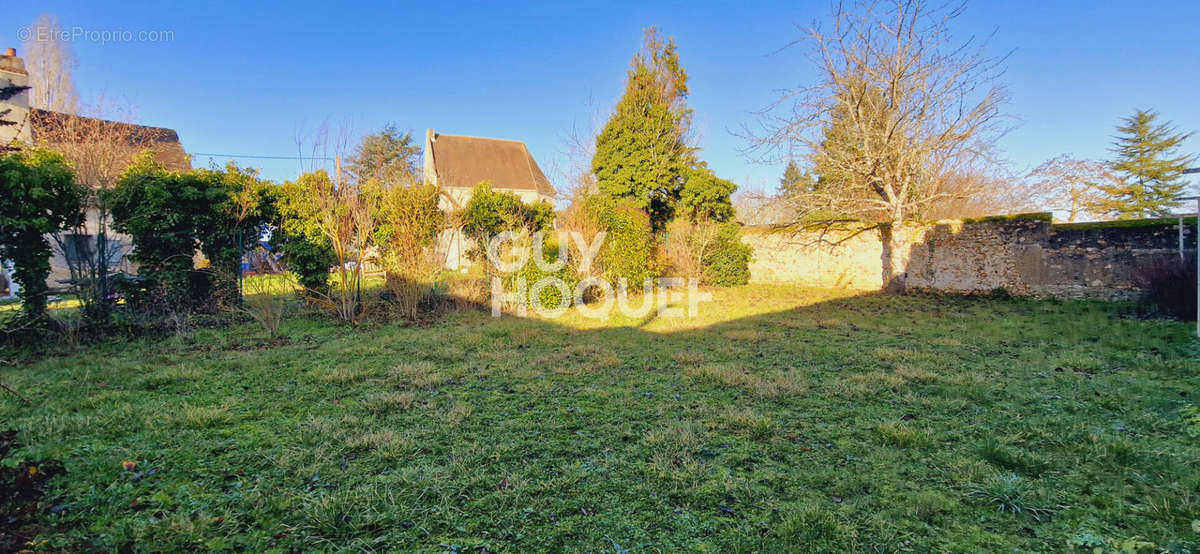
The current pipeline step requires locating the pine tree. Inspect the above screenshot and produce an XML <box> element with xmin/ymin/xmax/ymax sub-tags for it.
<box><xmin>778</xmin><ymin>160</ymin><xmax>817</xmax><ymax>198</ymax></box>
<box><xmin>1097</xmin><ymin>109</ymin><xmax>1196</xmax><ymax>219</ymax></box>
<box><xmin>592</xmin><ymin>27</ymin><xmax>695</xmax><ymax>229</ymax></box>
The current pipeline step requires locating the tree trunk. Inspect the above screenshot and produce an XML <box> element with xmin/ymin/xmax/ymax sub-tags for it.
<box><xmin>881</xmin><ymin>219</ymin><xmax>908</xmax><ymax>295</ymax></box>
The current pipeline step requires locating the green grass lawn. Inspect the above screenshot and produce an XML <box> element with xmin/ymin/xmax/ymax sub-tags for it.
<box><xmin>1</xmin><ymin>285</ymin><xmax>1198</xmax><ymax>552</ymax></box>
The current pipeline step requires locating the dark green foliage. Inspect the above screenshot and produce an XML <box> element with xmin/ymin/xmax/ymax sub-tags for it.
<box><xmin>678</xmin><ymin>165</ymin><xmax>736</xmax><ymax>223</ymax></box>
<box><xmin>977</xmin><ymin>436</ymin><xmax>1050</xmax><ymax>476</ymax></box>
<box><xmin>109</xmin><ymin>155</ymin><xmax>271</xmax><ymax>311</ymax></box>
<box><xmin>0</xmin><ymin>429</ymin><xmax>66</xmax><ymax>553</ymax></box>
<box><xmin>347</xmin><ymin>125</ymin><xmax>422</xmax><ymax>186</ymax></box>
<box><xmin>592</xmin><ymin>28</ymin><xmax>696</xmax><ymax>230</ymax></box>
<box><xmin>194</xmin><ymin>164</ymin><xmax>275</xmax><ymax>309</ymax></box>
<box><xmin>0</xmin><ymin>148</ymin><xmax>84</xmax><ymax>321</ymax></box>
<box><xmin>277</xmin><ymin>234</ymin><xmax>336</xmax><ymax>295</ymax></box>
<box><xmin>523</xmin><ymin>200</ymin><xmax>556</xmax><ymax>233</ymax></box>
<box><xmin>461</xmin><ymin>182</ymin><xmax>525</xmax><ymax>240</ymax></box>
<box><xmin>1098</xmin><ymin>110</ymin><xmax>1196</xmax><ymax>219</ymax></box>
<box><xmin>1055</xmin><ymin>215</ymin><xmax>1196</xmax><ymax>231</ymax></box>
<box><xmin>961</xmin><ymin>212</ymin><xmax>1054</xmax><ymax>225</ymax></box>
<box><xmin>700</xmin><ymin>222</ymin><xmax>752</xmax><ymax>286</ymax></box>
<box><xmin>778</xmin><ymin>159</ymin><xmax>818</xmax><ymax>198</ymax></box>
<box><xmin>1135</xmin><ymin>254</ymin><xmax>1196</xmax><ymax>320</ymax></box>
<box><xmin>510</xmin><ymin>238</ymin><xmax>578</xmax><ymax>311</ymax></box>
<box><xmin>583</xmin><ymin>194</ymin><xmax>661</xmax><ymax>287</ymax></box>
<box><xmin>109</xmin><ymin>156</ymin><xmax>205</xmax><ymax>306</ymax></box>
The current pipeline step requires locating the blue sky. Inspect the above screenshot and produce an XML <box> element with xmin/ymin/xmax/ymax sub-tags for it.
<box><xmin>4</xmin><ymin>1</ymin><xmax>1199</xmax><ymax>198</ymax></box>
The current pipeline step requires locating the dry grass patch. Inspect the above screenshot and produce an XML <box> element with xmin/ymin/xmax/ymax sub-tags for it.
<box><xmin>643</xmin><ymin>422</ymin><xmax>704</xmax><ymax>452</ymax></box>
<box><xmin>344</xmin><ymin>429</ymin><xmax>414</xmax><ymax>459</ymax></box>
<box><xmin>553</xmin><ymin>344</ymin><xmax>622</xmax><ymax>373</ymax></box>
<box><xmin>390</xmin><ymin>361</ymin><xmax>454</xmax><ymax>390</ymax></box>
<box><xmin>834</xmin><ymin>371</ymin><xmax>908</xmax><ymax>398</ymax></box>
<box><xmin>723</xmin><ymin>408</ymin><xmax>777</xmax><ymax>441</ymax></box>
<box><xmin>671</xmin><ymin>350</ymin><xmax>707</xmax><ymax>365</ymax></box>
<box><xmin>444</xmin><ymin>402</ymin><xmax>473</xmax><ymax>425</ymax></box>
<box><xmin>686</xmin><ymin>363</ymin><xmax>808</xmax><ymax>399</ymax></box>
<box><xmin>310</xmin><ymin>365</ymin><xmax>377</xmax><ymax>383</ymax></box>
<box><xmin>895</xmin><ymin>365</ymin><xmax>940</xmax><ymax>384</ymax></box>
<box><xmin>362</xmin><ymin>391</ymin><xmax>417</xmax><ymax>413</ymax></box>
<box><xmin>163</xmin><ymin>365</ymin><xmax>205</xmax><ymax>382</ymax></box>
<box><xmin>172</xmin><ymin>404</ymin><xmax>233</xmax><ymax>429</ymax></box>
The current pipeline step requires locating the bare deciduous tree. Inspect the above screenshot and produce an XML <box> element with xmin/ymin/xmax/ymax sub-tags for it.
<box><xmin>1027</xmin><ymin>154</ymin><xmax>1120</xmax><ymax>223</ymax></box>
<box><xmin>751</xmin><ymin>0</ymin><xmax>1011</xmax><ymax>291</ymax></box>
<box><xmin>732</xmin><ymin>180</ymin><xmax>796</xmax><ymax>226</ymax></box>
<box><xmin>23</xmin><ymin>14</ymin><xmax>80</xmax><ymax>114</ymax></box>
<box><xmin>38</xmin><ymin>101</ymin><xmax>168</xmax><ymax>322</ymax></box>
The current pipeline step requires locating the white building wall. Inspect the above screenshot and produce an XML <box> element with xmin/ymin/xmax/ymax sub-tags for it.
<box><xmin>0</xmin><ymin>50</ymin><xmax>32</xmax><ymax>147</ymax></box>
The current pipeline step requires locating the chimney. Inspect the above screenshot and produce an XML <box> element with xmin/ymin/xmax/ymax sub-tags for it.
<box><xmin>0</xmin><ymin>47</ymin><xmax>27</xmax><ymax>76</ymax></box>
<box><xmin>0</xmin><ymin>47</ymin><xmax>32</xmax><ymax>146</ymax></box>
<box><xmin>424</xmin><ymin>128</ymin><xmax>437</xmax><ymax>186</ymax></box>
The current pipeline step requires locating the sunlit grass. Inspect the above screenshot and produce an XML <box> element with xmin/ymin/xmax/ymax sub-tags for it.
<box><xmin>1</xmin><ymin>284</ymin><xmax>1197</xmax><ymax>551</ymax></box>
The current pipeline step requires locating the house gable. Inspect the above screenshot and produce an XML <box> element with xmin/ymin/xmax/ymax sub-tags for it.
<box><xmin>424</xmin><ymin>128</ymin><xmax>555</xmax><ymax>200</ymax></box>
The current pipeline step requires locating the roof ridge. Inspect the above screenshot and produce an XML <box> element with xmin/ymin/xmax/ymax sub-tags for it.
<box><xmin>436</xmin><ymin>133</ymin><xmax>526</xmax><ymax>145</ymax></box>
<box><xmin>31</xmin><ymin>108</ymin><xmax>178</xmax><ymax>134</ymax></box>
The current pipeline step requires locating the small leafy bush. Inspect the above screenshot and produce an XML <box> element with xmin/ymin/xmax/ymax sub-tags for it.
<box><xmin>110</xmin><ymin>155</ymin><xmax>273</xmax><ymax>313</ymax></box>
<box><xmin>665</xmin><ymin>219</ymin><xmax>751</xmax><ymax>286</ymax></box>
<box><xmin>510</xmin><ymin>237</ymin><xmax>578</xmax><ymax>312</ymax></box>
<box><xmin>581</xmin><ymin>194</ymin><xmax>662</xmax><ymax>288</ymax></box>
<box><xmin>701</xmin><ymin>222</ymin><xmax>752</xmax><ymax>286</ymax></box>
<box><xmin>1135</xmin><ymin>254</ymin><xmax>1196</xmax><ymax>320</ymax></box>
<box><xmin>460</xmin><ymin>182</ymin><xmax>552</xmax><ymax>254</ymax></box>
<box><xmin>274</xmin><ymin>171</ymin><xmax>338</xmax><ymax>296</ymax></box>
<box><xmin>0</xmin><ymin>148</ymin><xmax>85</xmax><ymax>322</ymax></box>
<box><xmin>371</xmin><ymin>183</ymin><xmax>444</xmax><ymax>320</ymax></box>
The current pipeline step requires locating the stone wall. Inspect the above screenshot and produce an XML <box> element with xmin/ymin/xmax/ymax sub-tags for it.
<box><xmin>743</xmin><ymin>214</ymin><xmax>1197</xmax><ymax>300</ymax></box>
<box><xmin>744</xmin><ymin>227</ymin><xmax>885</xmax><ymax>289</ymax></box>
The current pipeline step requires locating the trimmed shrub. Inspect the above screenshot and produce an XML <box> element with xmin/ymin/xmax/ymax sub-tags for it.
<box><xmin>274</xmin><ymin>172</ymin><xmax>337</xmax><ymax>296</ymax></box>
<box><xmin>1135</xmin><ymin>254</ymin><xmax>1196</xmax><ymax>320</ymax></box>
<box><xmin>0</xmin><ymin>148</ymin><xmax>84</xmax><ymax>324</ymax></box>
<box><xmin>665</xmin><ymin>219</ymin><xmax>752</xmax><ymax>286</ymax></box>
<box><xmin>371</xmin><ymin>183</ymin><xmax>444</xmax><ymax>320</ymax></box>
<box><xmin>582</xmin><ymin>194</ymin><xmax>662</xmax><ymax>288</ymax></box>
<box><xmin>509</xmin><ymin>236</ymin><xmax>578</xmax><ymax>312</ymax></box>
<box><xmin>702</xmin><ymin>222</ymin><xmax>752</xmax><ymax>286</ymax></box>
<box><xmin>110</xmin><ymin>156</ymin><xmax>271</xmax><ymax>313</ymax></box>
<box><xmin>460</xmin><ymin>182</ymin><xmax>527</xmax><ymax>244</ymax></box>
<box><xmin>277</xmin><ymin>234</ymin><xmax>336</xmax><ymax>296</ymax></box>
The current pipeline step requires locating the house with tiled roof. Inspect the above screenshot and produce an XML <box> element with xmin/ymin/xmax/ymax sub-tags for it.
<box><xmin>423</xmin><ymin>129</ymin><xmax>555</xmax><ymax>268</ymax></box>
<box><xmin>0</xmin><ymin>47</ymin><xmax>190</xmax><ymax>298</ymax></box>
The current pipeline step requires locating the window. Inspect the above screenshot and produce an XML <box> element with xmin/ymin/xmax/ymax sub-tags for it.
<box><xmin>101</xmin><ymin>237</ymin><xmax>126</xmax><ymax>269</ymax></box>
<box><xmin>63</xmin><ymin>234</ymin><xmax>94</xmax><ymax>266</ymax></box>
